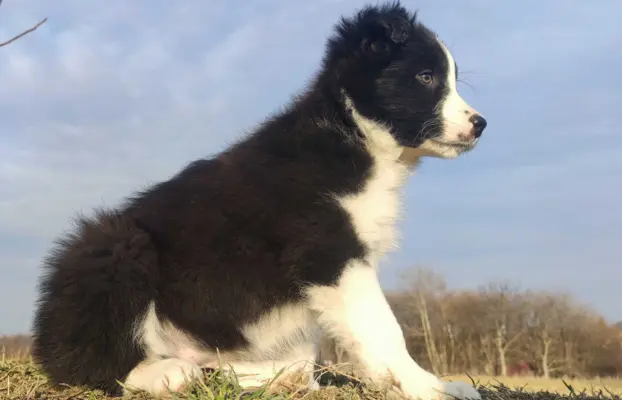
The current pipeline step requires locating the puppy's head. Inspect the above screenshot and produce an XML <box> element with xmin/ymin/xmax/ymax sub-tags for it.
<box><xmin>324</xmin><ymin>2</ymin><xmax>487</xmax><ymax>159</ymax></box>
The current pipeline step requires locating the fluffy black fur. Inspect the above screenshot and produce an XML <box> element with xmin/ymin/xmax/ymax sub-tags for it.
<box><xmin>32</xmin><ymin>2</ymin><xmax>458</xmax><ymax>395</ymax></box>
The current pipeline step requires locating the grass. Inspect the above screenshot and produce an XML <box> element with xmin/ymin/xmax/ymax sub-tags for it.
<box><xmin>1</xmin><ymin>358</ymin><xmax>621</xmax><ymax>400</ymax></box>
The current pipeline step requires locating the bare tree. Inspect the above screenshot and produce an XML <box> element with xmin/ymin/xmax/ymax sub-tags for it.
<box><xmin>444</xmin><ymin>290</ymin><xmax>486</xmax><ymax>374</ymax></box>
<box><xmin>479</xmin><ymin>282</ymin><xmax>527</xmax><ymax>376</ymax></box>
<box><xmin>0</xmin><ymin>334</ymin><xmax>33</xmax><ymax>359</ymax></box>
<box><xmin>402</xmin><ymin>268</ymin><xmax>449</xmax><ymax>375</ymax></box>
<box><xmin>524</xmin><ymin>292</ymin><xmax>580</xmax><ymax>378</ymax></box>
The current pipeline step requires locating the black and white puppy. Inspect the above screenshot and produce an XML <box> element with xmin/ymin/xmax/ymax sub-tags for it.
<box><xmin>32</xmin><ymin>2</ymin><xmax>488</xmax><ymax>399</ymax></box>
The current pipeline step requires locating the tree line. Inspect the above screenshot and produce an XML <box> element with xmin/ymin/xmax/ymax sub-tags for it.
<box><xmin>319</xmin><ymin>268</ymin><xmax>622</xmax><ymax>379</ymax></box>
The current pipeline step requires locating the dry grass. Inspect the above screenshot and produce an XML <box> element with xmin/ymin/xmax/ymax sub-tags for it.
<box><xmin>1</xmin><ymin>358</ymin><xmax>621</xmax><ymax>400</ymax></box>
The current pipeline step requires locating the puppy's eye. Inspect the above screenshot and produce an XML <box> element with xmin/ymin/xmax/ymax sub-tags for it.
<box><xmin>416</xmin><ymin>70</ymin><xmax>433</xmax><ymax>85</ymax></box>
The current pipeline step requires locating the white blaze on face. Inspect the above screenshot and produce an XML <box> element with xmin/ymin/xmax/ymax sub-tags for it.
<box><xmin>437</xmin><ymin>39</ymin><xmax>479</xmax><ymax>142</ymax></box>
<box><xmin>417</xmin><ymin>38</ymin><xmax>483</xmax><ymax>159</ymax></box>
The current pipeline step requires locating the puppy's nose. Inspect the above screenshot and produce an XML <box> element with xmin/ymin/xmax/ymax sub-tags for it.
<box><xmin>469</xmin><ymin>114</ymin><xmax>487</xmax><ymax>138</ymax></box>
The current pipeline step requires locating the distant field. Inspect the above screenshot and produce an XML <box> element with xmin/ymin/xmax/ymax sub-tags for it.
<box><xmin>445</xmin><ymin>375</ymin><xmax>622</xmax><ymax>395</ymax></box>
<box><xmin>1</xmin><ymin>358</ymin><xmax>621</xmax><ymax>400</ymax></box>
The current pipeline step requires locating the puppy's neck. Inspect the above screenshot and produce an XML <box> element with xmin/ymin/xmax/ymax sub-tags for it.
<box><xmin>342</xmin><ymin>94</ymin><xmax>402</xmax><ymax>162</ymax></box>
<box><xmin>398</xmin><ymin>147</ymin><xmax>426</xmax><ymax>170</ymax></box>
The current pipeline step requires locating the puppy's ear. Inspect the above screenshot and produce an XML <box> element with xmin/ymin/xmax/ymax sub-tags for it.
<box><xmin>324</xmin><ymin>3</ymin><xmax>415</xmax><ymax>70</ymax></box>
<box><xmin>357</xmin><ymin>5</ymin><xmax>413</xmax><ymax>56</ymax></box>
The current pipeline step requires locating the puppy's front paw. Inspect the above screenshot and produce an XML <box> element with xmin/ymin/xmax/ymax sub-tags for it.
<box><xmin>398</xmin><ymin>377</ymin><xmax>480</xmax><ymax>400</ymax></box>
<box><xmin>438</xmin><ymin>380</ymin><xmax>481</xmax><ymax>400</ymax></box>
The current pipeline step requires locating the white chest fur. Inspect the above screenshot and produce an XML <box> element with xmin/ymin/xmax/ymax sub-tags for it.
<box><xmin>338</xmin><ymin>97</ymin><xmax>409</xmax><ymax>259</ymax></box>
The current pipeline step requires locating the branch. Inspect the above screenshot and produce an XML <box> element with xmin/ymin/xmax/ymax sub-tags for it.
<box><xmin>0</xmin><ymin>17</ymin><xmax>48</xmax><ymax>48</ymax></box>
<box><xmin>503</xmin><ymin>331</ymin><xmax>525</xmax><ymax>350</ymax></box>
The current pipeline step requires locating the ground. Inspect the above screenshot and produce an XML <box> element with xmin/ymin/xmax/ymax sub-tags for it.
<box><xmin>1</xmin><ymin>359</ymin><xmax>621</xmax><ymax>400</ymax></box>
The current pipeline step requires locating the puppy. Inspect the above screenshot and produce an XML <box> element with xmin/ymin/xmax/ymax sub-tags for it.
<box><xmin>32</xmin><ymin>2</ymin><xmax>487</xmax><ymax>399</ymax></box>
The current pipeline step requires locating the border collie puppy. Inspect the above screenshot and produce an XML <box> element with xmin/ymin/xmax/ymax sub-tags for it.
<box><xmin>32</xmin><ymin>2</ymin><xmax>487</xmax><ymax>399</ymax></box>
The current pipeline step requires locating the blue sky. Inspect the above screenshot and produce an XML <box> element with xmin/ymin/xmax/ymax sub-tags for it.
<box><xmin>1</xmin><ymin>0</ymin><xmax>621</xmax><ymax>334</ymax></box>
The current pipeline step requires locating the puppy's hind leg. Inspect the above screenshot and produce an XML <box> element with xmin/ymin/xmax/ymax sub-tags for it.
<box><xmin>213</xmin><ymin>342</ymin><xmax>319</xmax><ymax>394</ymax></box>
